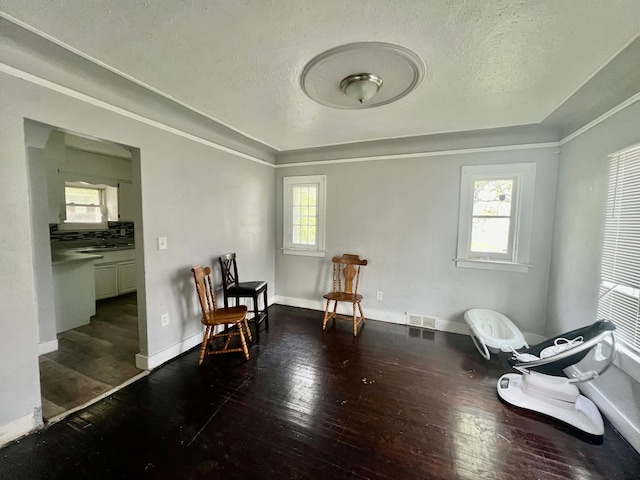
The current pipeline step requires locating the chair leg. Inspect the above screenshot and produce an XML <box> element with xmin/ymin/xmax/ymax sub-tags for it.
<box><xmin>358</xmin><ymin>302</ymin><xmax>365</xmax><ymax>325</ymax></box>
<box><xmin>353</xmin><ymin>302</ymin><xmax>358</xmax><ymax>336</ymax></box>
<box><xmin>243</xmin><ymin>316</ymin><xmax>253</xmax><ymax>342</ymax></box>
<box><xmin>263</xmin><ymin>287</ymin><xmax>269</xmax><ymax>330</ymax></box>
<box><xmin>198</xmin><ymin>325</ymin><xmax>211</xmax><ymax>365</ymax></box>
<box><xmin>238</xmin><ymin>320</ymin><xmax>250</xmax><ymax>360</ymax></box>
<box><xmin>252</xmin><ymin>293</ymin><xmax>260</xmax><ymax>340</ymax></box>
<box><xmin>322</xmin><ymin>299</ymin><xmax>331</xmax><ymax>331</ymax></box>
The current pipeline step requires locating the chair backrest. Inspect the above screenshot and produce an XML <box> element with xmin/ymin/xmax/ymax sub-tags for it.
<box><xmin>219</xmin><ymin>253</ymin><xmax>239</xmax><ymax>293</ymax></box>
<box><xmin>192</xmin><ymin>265</ymin><xmax>218</xmax><ymax>316</ymax></box>
<box><xmin>331</xmin><ymin>254</ymin><xmax>367</xmax><ymax>295</ymax></box>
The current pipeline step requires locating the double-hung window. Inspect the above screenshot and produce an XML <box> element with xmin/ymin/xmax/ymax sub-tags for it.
<box><xmin>62</xmin><ymin>182</ymin><xmax>108</xmax><ymax>229</ymax></box>
<box><xmin>456</xmin><ymin>163</ymin><xmax>536</xmax><ymax>273</ymax></box>
<box><xmin>598</xmin><ymin>144</ymin><xmax>640</xmax><ymax>353</ymax></box>
<box><xmin>283</xmin><ymin>175</ymin><xmax>326</xmax><ymax>256</ymax></box>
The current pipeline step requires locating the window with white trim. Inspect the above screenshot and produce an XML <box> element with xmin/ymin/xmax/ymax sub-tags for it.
<box><xmin>598</xmin><ymin>144</ymin><xmax>640</xmax><ymax>353</ymax></box>
<box><xmin>283</xmin><ymin>175</ymin><xmax>326</xmax><ymax>256</ymax></box>
<box><xmin>456</xmin><ymin>163</ymin><xmax>536</xmax><ymax>273</ymax></box>
<box><xmin>62</xmin><ymin>182</ymin><xmax>108</xmax><ymax>229</ymax></box>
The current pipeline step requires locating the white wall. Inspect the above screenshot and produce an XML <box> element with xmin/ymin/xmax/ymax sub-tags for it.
<box><xmin>275</xmin><ymin>147</ymin><xmax>558</xmax><ymax>336</ymax></box>
<box><xmin>0</xmin><ymin>71</ymin><xmax>275</xmax><ymax>443</ymax></box>
<box><xmin>547</xmin><ymin>101</ymin><xmax>640</xmax><ymax>451</ymax></box>
<box><xmin>26</xmin><ymin>144</ymin><xmax>57</xmax><ymax>351</ymax></box>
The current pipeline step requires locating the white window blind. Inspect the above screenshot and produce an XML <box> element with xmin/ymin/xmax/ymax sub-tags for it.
<box><xmin>598</xmin><ymin>144</ymin><xmax>640</xmax><ymax>351</ymax></box>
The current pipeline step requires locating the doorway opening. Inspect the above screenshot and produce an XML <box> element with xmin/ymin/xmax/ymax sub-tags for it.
<box><xmin>25</xmin><ymin>121</ymin><xmax>147</xmax><ymax>422</ymax></box>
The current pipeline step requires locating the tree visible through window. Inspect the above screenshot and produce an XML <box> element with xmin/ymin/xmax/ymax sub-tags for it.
<box><xmin>470</xmin><ymin>178</ymin><xmax>516</xmax><ymax>257</ymax></box>
<box><xmin>456</xmin><ymin>163</ymin><xmax>535</xmax><ymax>273</ymax></box>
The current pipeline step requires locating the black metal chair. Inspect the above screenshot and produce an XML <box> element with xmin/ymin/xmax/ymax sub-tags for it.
<box><xmin>219</xmin><ymin>253</ymin><xmax>268</xmax><ymax>338</ymax></box>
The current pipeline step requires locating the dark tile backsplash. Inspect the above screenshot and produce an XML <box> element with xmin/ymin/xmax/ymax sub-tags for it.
<box><xmin>50</xmin><ymin>221</ymin><xmax>134</xmax><ymax>247</ymax></box>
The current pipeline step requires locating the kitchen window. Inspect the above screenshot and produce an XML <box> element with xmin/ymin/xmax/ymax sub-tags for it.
<box><xmin>283</xmin><ymin>175</ymin><xmax>326</xmax><ymax>256</ymax></box>
<box><xmin>455</xmin><ymin>163</ymin><xmax>536</xmax><ymax>273</ymax></box>
<box><xmin>61</xmin><ymin>182</ymin><xmax>109</xmax><ymax>229</ymax></box>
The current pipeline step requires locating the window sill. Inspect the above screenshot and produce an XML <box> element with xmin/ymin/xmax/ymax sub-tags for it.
<box><xmin>283</xmin><ymin>248</ymin><xmax>326</xmax><ymax>257</ymax></box>
<box><xmin>608</xmin><ymin>338</ymin><xmax>640</xmax><ymax>384</ymax></box>
<box><xmin>454</xmin><ymin>258</ymin><xmax>531</xmax><ymax>273</ymax></box>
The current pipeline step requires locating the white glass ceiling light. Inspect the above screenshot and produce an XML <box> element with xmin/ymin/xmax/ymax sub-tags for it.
<box><xmin>301</xmin><ymin>42</ymin><xmax>425</xmax><ymax>110</ymax></box>
<box><xmin>340</xmin><ymin>73</ymin><xmax>383</xmax><ymax>104</ymax></box>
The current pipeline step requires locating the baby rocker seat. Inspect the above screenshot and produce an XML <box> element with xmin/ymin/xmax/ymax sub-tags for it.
<box><xmin>464</xmin><ymin>309</ymin><xmax>528</xmax><ymax>360</ymax></box>
<box><xmin>498</xmin><ymin>320</ymin><xmax>616</xmax><ymax>435</ymax></box>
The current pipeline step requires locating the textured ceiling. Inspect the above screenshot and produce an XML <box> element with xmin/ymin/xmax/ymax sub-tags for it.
<box><xmin>1</xmin><ymin>1</ymin><xmax>639</xmax><ymax>151</ymax></box>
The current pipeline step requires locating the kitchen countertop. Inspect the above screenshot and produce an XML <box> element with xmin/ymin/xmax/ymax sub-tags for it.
<box><xmin>51</xmin><ymin>244</ymin><xmax>135</xmax><ymax>265</ymax></box>
<box><xmin>51</xmin><ymin>251</ymin><xmax>103</xmax><ymax>266</ymax></box>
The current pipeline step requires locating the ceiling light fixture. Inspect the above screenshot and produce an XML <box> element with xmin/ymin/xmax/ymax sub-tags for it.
<box><xmin>340</xmin><ymin>73</ymin><xmax>383</xmax><ymax>104</ymax></box>
<box><xmin>301</xmin><ymin>42</ymin><xmax>425</xmax><ymax>109</ymax></box>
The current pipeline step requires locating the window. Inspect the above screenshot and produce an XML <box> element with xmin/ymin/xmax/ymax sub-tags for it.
<box><xmin>62</xmin><ymin>182</ymin><xmax>108</xmax><ymax>229</ymax></box>
<box><xmin>283</xmin><ymin>175</ymin><xmax>326</xmax><ymax>256</ymax></box>
<box><xmin>598</xmin><ymin>144</ymin><xmax>640</xmax><ymax>353</ymax></box>
<box><xmin>456</xmin><ymin>163</ymin><xmax>536</xmax><ymax>273</ymax></box>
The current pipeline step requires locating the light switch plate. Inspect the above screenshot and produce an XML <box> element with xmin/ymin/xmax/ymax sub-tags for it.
<box><xmin>158</xmin><ymin>237</ymin><xmax>168</xmax><ymax>250</ymax></box>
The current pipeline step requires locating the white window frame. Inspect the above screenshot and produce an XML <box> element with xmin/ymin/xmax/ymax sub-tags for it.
<box><xmin>283</xmin><ymin>175</ymin><xmax>326</xmax><ymax>257</ymax></box>
<box><xmin>455</xmin><ymin>163</ymin><xmax>536</xmax><ymax>273</ymax></box>
<box><xmin>59</xmin><ymin>182</ymin><xmax>109</xmax><ymax>231</ymax></box>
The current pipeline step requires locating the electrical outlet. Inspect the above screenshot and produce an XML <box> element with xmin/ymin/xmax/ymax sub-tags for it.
<box><xmin>160</xmin><ymin>312</ymin><xmax>169</xmax><ymax>327</ymax></box>
<box><xmin>158</xmin><ymin>237</ymin><xmax>168</xmax><ymax>250</ymax></box>
<box><xmin>376</xmin><ymin>291</ymin><xmax>383</xmax><ymax>301</ymax></box>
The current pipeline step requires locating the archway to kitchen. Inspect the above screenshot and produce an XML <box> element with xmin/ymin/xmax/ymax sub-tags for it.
<box><xmin>25</xmin><ymin>120</ymin><xmax>147</xmax><ymax>422</ymax></box>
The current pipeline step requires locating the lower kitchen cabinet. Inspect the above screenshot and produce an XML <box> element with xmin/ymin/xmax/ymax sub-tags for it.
<box><xmin>117</xmin><ymin>261</ymin><xmax>137</xmax><ymax>294</ymax></box>
<box><xmin>95</xmin><ymin>264</ymin><xmax>118</xmax><ymax>299</ymax></box>
<box><xmin>94</xmin><ymin>250</ymin><xmax>137</xmax><ymax>300</ymax></box>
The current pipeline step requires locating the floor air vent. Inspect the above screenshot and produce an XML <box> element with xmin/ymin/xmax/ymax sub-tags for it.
<box><xmin>407</xmin><ymin>313</ymin><xmax>437</xmax><ymax>330</ymax></box>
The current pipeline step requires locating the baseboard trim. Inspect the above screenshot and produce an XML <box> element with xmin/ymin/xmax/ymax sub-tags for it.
<box><xmin>37</xmin><ymin>339</ymin><xmax>59</xmax><ymax>356</ymax></box>
<box><xmin>135</xmin><ymin>331</ymin><xmax>204</xmax><ymax>370</ymax></box>
<box><xmin>580</xmin><ymin>381</ymin><xmax>640</xmax><ymax>454</ymax></box>
<box><xmin>0</xmin><ymin>412</ymin><xmax>36</xmax><ymax>448</ymax></box>
<box><xmin>273</xmin><ymin>296</ymin><xmax>469</xmax><ymax>335</ymax></box>
<box><xmin>134</xmin><ymin>297</ymin><xmax>277</xmax><ymax>370</ymax></box>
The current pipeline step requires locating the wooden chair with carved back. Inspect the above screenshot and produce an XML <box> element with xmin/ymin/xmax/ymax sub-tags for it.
<box><xmin>322</xmin><ymin>254</ymin><xmax>368</xmax><ymax>336</ymax></box>
<box><xmin>191</xmin><ymin>265</ymin><xmax>252</xmax><ymax>364</ymax></box>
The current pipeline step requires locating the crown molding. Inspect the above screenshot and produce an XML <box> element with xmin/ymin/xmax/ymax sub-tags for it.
<box><xmin>0</xmin><ymin>62</ymin><xmax>275</xmax><ymax>168</ymax></box>
<box><xmin>275</xmin><ymin>142</ymin><xmax>560</xmax><ymax>168</ymax></box>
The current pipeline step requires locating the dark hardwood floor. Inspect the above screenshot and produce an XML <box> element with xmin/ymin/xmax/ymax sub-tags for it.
<box><xmin>5</xmin><ymin>304</ymin><xmax>640</xmax><ymax>479</ymax></box>
<box><xmin>39</xmin><ymin>293</ymin><xmax>143</xmax><ymax>420</ymax></box>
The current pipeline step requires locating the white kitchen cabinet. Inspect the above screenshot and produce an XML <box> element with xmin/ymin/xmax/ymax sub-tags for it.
<box><xmin>118</xmin><ymin>181</ymin><xmax>135</xmax><ymax>221</ymax></box>
<box><xmin>95</xmin><ymin>264</ymin><xmax>118</xmax><ymax>300</ymax></box>
<box><xmin>93</xmin><ymin>249</ymin><xmax>137</xmax><ymax>300</ymax></box>
<box><xmin>117</xmin><ymin>261</ymin><xmax>137</xmax><ymax>294</ymax></box>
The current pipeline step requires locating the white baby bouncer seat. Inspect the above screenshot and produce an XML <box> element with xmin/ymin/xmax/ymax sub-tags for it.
<box><xmin>498</xmin><ymin>320</ymin><xmax>616</xmax><ymax>436</ymax></box>
<box><xmin>464</xmin><ymin>309</ymin><xmax>528</xmax><ymax>360</ymax></box>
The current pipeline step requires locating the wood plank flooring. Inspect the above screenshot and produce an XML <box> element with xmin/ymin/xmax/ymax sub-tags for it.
<box><xmin>5</xmin><ymin>304</ymin><xmax>640</xmax><ymax>479</ymax></box>
<box><xmin>39</xmin><ymin>293</ymin><xmax>142</xmax><ymax>419</ymax></box>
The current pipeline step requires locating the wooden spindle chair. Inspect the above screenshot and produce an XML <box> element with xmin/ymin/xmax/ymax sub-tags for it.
<box><xmin>191</xmin><ymin>265</ymin><xmax>252</xmax><ymax>364</ymax></box>
<box><xmin>322</xmin><ymin>254</ymin><xmax>368</xmax><ymax>336</ymax></box>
